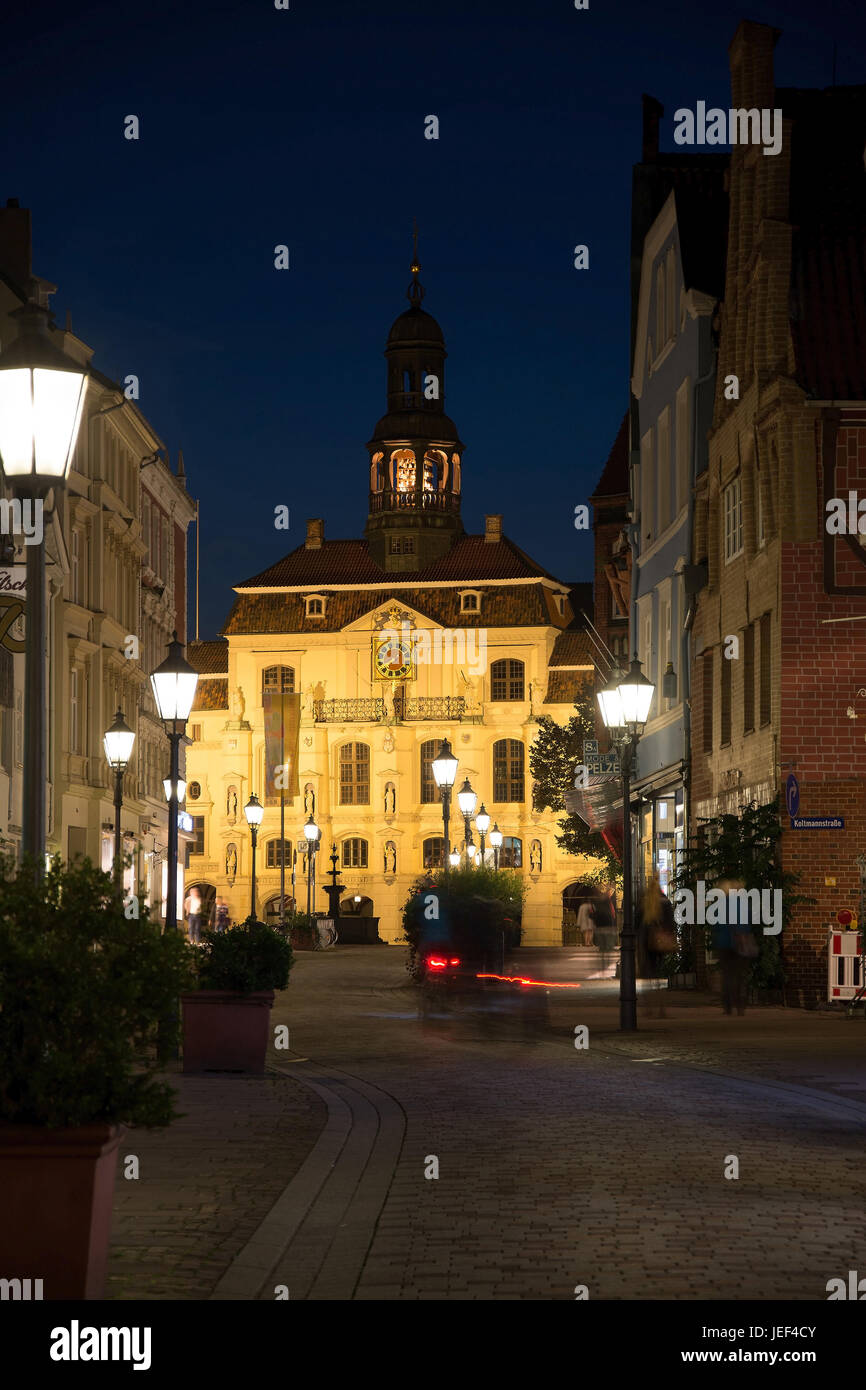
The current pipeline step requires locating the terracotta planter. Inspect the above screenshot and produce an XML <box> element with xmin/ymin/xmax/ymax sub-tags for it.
<box><xmin>0</xmin><ymin>1122</ymin><xmax>125</xmax><ymax>1299</ymax></box>
<box><xmin>181</xmin><ymin>990</ymin><xmax>275</xmax><ymax>1074</ymax></box>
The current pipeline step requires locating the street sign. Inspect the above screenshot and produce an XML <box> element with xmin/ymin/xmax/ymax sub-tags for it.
<box><xmin>785</xmin><ymin>772</ymin><xmax>799</xmax><ymax>817</ymax></box>
<box><xmin>582</xmin><ymin>737</ymin><xmax>620</xmax><ymax>775</ymax></box>
<box><xmin>790</xmin><ymin>817</ymin><xmax>844</xmax><ymax>829</ymax></box>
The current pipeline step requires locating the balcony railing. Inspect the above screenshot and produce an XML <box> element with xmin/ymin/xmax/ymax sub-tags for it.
<box><xmin>369</xmin><ymin>489</ymin><xmax>460</xmax><ymax>514</ymax></box>
<box><xmin>313</xmin><ymin>695</ymin><xmax>468</xmax><ymax>722</ymax></box>
<box><xmin>314</xmin><ymin>698</ymin><xmax>384</xmax><ymax>722</ymax></box>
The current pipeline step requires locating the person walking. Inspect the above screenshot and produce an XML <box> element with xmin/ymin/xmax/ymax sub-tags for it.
<box><xmin>634</xmin><ymin>875</ymin><xmax>676</xmax><ymax>1016</ymax></box>
<box><xmin>576</xmin><ymin>896</ymin><xmax>596</xmax><ymax>948</ymax></box>
<box><xmin>184</xmin><ymin>885</ymin><xmax>203</xmax><ymax>945</ymax></box>
<box><xmin>211</xmin><ymin>895</ymin><xmax>230</xmax><ymax>934</ymax></box>
<box><xmin>714</xmin><ymin>874</ymin><xmax>757</xmax><ymax>1015</ymax></box>
<box><xmin>591</xmin><ymin>889</ymin><xmax>618</xmax><ymax>972</ymax></box>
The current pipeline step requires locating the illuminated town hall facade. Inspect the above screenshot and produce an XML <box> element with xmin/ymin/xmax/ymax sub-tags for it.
<box><xmin>185</xmin><ymin>262</ymin><xmax>600</xmax><ymax>944</ymax></box>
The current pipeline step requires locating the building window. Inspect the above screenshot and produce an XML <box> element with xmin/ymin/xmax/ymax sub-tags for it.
<box><xmin>759</xmin><ymin>613</ymin><xmax>771</xmax><ymax>726</ymax></box>
<box><xmin>756</xmin><ymin>470</ymin><xmax>766</xmax><ymax>548</ymax></box>
<box><xmin>500</xmin><ymin>836</ymin><xmax>522</xmax><ymax>869</ymax></box>
<box><xmin>724</xmin><ymin>478</ymin><xmax>743</xmax><ymax>562</ymax></box>
<box><xmin>640</xmin><ymin>427</ymin><xmax>654</xmax><ymax>541</ymax></box>
<box><xmin>305</xmin><ymin>596</ymin><xmax>326</xmax><ymax>618</ymax></box>
<box><xmin>491</xmin><ymin>658</ymin><xmax>525</xmax><ymax>702</ymax></box>
<box><xmin>389</xmin><ymin>537</ymin><xmax>416</xmax><ymax>555</ymax></box>
<box><xmin>342</xmin><ymin>837</ymin><xmax>368</xmax><ymax>869</ymax></box>
<box><xmin>702</xmin><ymin>652</ymin><xmax>713</xmax><ymax>753</ymax></box>
<box><xmin>265</xmin><ymin>838</ymin><xmax>292</xmax><ymax>868</ymax></box>
<box><xmin>70</xmin><ymin>529</ymin><xmax>80</xmax><ymax>605</ymax></box>
<box><xmin>420</xmin><ymin>739</ymin><xmax>439</xmax><ymax>804</ymax></box>
<box><xmin>339</xmin><ymin>742</ymin><xmax>370</xmax><ymax>805</ymax></box>
<box><xmin>720</xmin><ymin>650</ymin><xmax>731</xmax><ymax>746</ymax></box>
<box><xmin>655</xmin><ymin>264</ymin><xmax>666</xmax><ymax>350</ymax></box>
<box><xmin>460</xmin><ymin>592</ymin><xmax>480</xmax><ymax>613</ymax></box>
<box><xmin>660</xmin><ymin>598</ymin><xmax>672</xmax><ymax>711</ymax></box>
<box><xmin>191</xmin><ymin>816</ymin><xmax>205</xmax><ymax>856</ymax></box>
<box><xmin>263</xmin><ymin>665</ymin><xmax>295</xmax><ymax>694</ymax></box>
<box><xmin>657</xmin><ymin>408</ymin><xmax>671</xmax><ymax>533</ymax></box>
<box><xmin>423</xmin><ymin>836</ymin><xmax>445</xmax><ymax>869</ymax></box>
<box><xmin>676</xmin><ymin>379</ymin><xmax>690</xmax><ymax>515</ymax></box>
<box><xmin>190</xmin><ymin>723</ymin><xmax>202</xmax><ymax>742</ymax></box>
<box><xmin>743</xmin><ymin>624</ymin><xmax>755</xmax><ymax>734</ymax></box>
<box><xmin>70</xmin><ymin>669</ymin><xmax>80</xmax><ymax>754</ymax></box>
<box><xmin>493</xmin><ymin>739</ymin><xmax>524</xmax><ymax>803</ymax></box>
<box><xmin>142</xmin><ymin>494</ymin><xmax>151</xmax><ymax>567</ymax></box>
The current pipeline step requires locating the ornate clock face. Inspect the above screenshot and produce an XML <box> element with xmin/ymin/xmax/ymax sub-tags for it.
<box><xmin>374</xmin><ymin>635</ymin><xmax>413</xmax><ymax>680</ymax></box>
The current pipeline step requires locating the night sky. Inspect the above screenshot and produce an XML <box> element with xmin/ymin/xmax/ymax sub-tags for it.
<box><xmin>1</xmin><ymin>0</ymin><xmax>863</xmax><ymax>639</ymax></box>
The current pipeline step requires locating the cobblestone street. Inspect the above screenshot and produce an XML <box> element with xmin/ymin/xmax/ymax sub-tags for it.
<box><xmin>108</xmin><ymin>946</ymin><xmax>866</xmax><ymax>1300</ymax></box>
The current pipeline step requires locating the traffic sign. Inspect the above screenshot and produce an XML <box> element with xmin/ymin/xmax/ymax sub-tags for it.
<box><xmin>785</xmin><ymin>773</ymin><xmax>799</xmax><ymax>817</ymax></box>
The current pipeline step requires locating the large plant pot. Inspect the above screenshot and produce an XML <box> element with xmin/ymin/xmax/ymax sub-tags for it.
<box><xmin>181</xmin><ymin>990</ymin><xmax>275</xmax><ymax>1074</ymax></box>
<box><xmin>0</xmin><ymin>1122</ymin><xmax>124</xmax><ymax>1299</ymax></box>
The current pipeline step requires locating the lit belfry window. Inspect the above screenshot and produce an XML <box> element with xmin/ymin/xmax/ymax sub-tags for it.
<box><xmin>391</xmin><ymin>448</ymin><xmax>416</xmax><ymax>492</ymax></box>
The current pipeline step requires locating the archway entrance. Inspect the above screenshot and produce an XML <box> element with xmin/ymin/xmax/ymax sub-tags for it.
<box><xmin>340</xmin><ymin>893</ymin><xmax>374</xmax><ymax>917</ymax></box>
<box><xmin>264</xmin><ymin>895</ymin><xmax>296</xmax><ymax>927</ymax></box>
<box><xmin>184</xmin><ymin>881</ymin><xmax>216</xmax><ymax>933</ymax></box>
<box><xmin>561</xmin><ymin>881</ymin><xmax>595</xmax><ymax>946</ymax></box>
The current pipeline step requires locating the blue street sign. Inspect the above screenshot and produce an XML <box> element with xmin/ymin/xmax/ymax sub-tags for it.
<box><xmin>785</xmin><ymin>773</ymin><xmax>800</xmax><ymax>818</ymax></box>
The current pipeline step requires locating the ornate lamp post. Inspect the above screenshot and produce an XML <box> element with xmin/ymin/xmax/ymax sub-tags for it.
<box><xmin>149</xmin><ymin>631</ymin><xmax>198</xmax><ymax>931</ymax></box>
<box><xmin>163</xmin><ymin>776</ymin><xmax>186</xmax><ymax>804</ymax></box>
<box><xmin>475</xmin><ymin>803</ymin><xmax>490</xmax><ymax>864</ymax></box>
<box><xmin>244</xmin><ymin>793</ymin><xmax>264</xmax><ymax>920</ymax></box>
<box><xmin>597</xmin><ymin>657</ymin><xmax>655</xmax><ymax>1032</ymax></box>
<box><xmin>431</xmin><ymin>738</ymin><xmax>458</xmax><ymax>873</ymax></box>
<box><xmin>103</xmin><ymin>708</ymin><xmax>135</xmax><ymax>889</ymax></box>
<box><xmin>457</xmin><ymin>777</ymin><xmax>477</xmax><ymax>852</ymax></box>
<box><xmin>303</xmin><ymin>814</ymin><xmax>320</xmax><ymax>918</ymax></box>
<box><xmin>489</xmin><ymin>823</ymin><xmax>503</xmax><ymax>871</ymax></box>
<box><xmin>0</xmin><ymin>298</ymin><xmax>88</xmax><ymax>864</ymax></box>
<box><xmin>449</xmin><ymin>848</ymin><xmax>460</xmax><ymax>869</ymax></box>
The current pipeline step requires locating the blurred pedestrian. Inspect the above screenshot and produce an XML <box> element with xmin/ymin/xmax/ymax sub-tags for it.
<box><xmin>577</xmin><ymin>896</ymin><xmax>596</xmax><ymax>948</ymax></box>
<box><xmin>184</xmin><ymin>885</ymin><xmax>202</xmax><ymax>945</ymax></box>
<box><xmin>211</xmin><ymin>895</ymin><xmax>230</xmax><ymax>933</ymax></box>
<box><xmin>635</xmin><ymin>875</ymin><xmax>676</xmax><ymax>1016</ymax></box>
<box><xmin>714</xmin><ymin>874</ymin><xmax>757</xmax><ymax>1015</ymax></box>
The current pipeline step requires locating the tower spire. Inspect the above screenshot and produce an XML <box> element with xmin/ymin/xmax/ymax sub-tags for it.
<box><xmin>408</xmin><ymin>218</ymin><xmax>424</xmax><ymax>306</ymax></box>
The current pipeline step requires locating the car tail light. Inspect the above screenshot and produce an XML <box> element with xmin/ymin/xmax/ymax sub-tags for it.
<box><xmin>427</xmin><ymin>956</ymin><xmax>447</xmax><ymax>971</ymax></box>
<box><xmin>449</xmin><ymin>958</ymin><xmax>460</xmax><ymax>966</ymax></box>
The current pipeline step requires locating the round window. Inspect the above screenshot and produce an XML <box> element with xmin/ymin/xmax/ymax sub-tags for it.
<box><xmin>188</xmin><ymin>781</ymin><xmax>201</xmax><ymax>800</ymax></box>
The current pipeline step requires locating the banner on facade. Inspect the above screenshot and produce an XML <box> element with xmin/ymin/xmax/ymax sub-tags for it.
<box><xmin>263</xmin><ymin>691</ymin><xmax>301</xmax><ymax>800</ymax></box>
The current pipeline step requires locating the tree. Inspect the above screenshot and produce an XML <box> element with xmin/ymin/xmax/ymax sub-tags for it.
<box><xmin>529</xmin><ymin>698</ymin><xmax>622</xmax><ymax>886</ymax></box>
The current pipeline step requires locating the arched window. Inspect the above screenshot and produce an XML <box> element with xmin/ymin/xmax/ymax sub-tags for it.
<box><xmin>266</xmin><ymin>838</ymin><xmax>292</xmax><ymax>868</ymax></box>
<box><xmin>370</xmin><ymin>452</ymin><xmax>384</xmax><ymax>493</ymax></box>
<box><xmin>500</xmin><ymin>836</ymin><xmax>522</xmax><ymax>869</ymax></box>
<box><xmin>339</xmin><ymin>743</ymin><xmax>370</xmax><ymax>805</ymax></box>
<box><xmin>656</xmin><ymin>263</ymin><xmax>666</xmax><ymax>348</ymax></box>
<box><xmin>391</xmin><ymin>448</ymin><xmax>416</xmax><ymax>492</ymax></box>
<box><xmin>342</xmin><ymin>837</ymin><xmax>368</xmax><ymax>869</ymax></box>
<box><xmin>420</xmin><ymin>739</ymin><xmax>439</xmax><ymax>804</ymax></box>
<box><xmin>423</xmin><ymin>836</ymin><xmax>445</xmax><ymax>869</ymax></box>
<box><xmin>263</xmin><ymin>665</ymin><xmax>295</xmax><ymax>694</ymax></box>
<box><xmin>491</xmin><ymin>658</ymin><xmax>525</xmax><ymax>702</ymax></box>
<box><xmin>493</xmin><ymin>739</ymin><xmax>525</xmax><ymax>802</ymax></box>
<box><xmin>451</xmin><ymin>453</ymin><xmax>461</xmax><ymax>493</ymax></box>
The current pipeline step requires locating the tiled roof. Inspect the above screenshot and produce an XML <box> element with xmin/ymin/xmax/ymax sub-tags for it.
<box><xmin>549</xmin><ymin>630</ymin><xmax>594</xmax><ymax>667</ymax></box>
<box><xmin>223</xmin><ymin>583</ymin><xmax>563</xmax><ymax>637</ymax></box>
<box><xmin>590</xmin><ymin>414</ymin><xmax>629</xmax><ymax>500</ymax></box>
<box><xmin>784</xmin><ymin>85</ymin><xmax>866</xmax><ymax>400</ymax></box>
<box><xmin>235</xmin><ymin>533</ymin><xmax>564</xmax><ymax>590</ymax></box>
<box><xmin>544</xmin><ymin>670</ymin><xmax>594</xmax><ymax>705</ymax></box>
<box><xmin>193</xmin><ymin>678</ymin><xmax>228</xmax><ymax>711</ymax></box>
<box><xmin>188</xmin><ymin>639</ymin><xmax>228</xmax><ymax>674</ymax></box>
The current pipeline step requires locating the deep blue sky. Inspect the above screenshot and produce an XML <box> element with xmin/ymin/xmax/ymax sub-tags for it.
<box><xmin>1</xmin><ymin>0</ymin><xmax>864</xmax><ymax>639</ymax></box>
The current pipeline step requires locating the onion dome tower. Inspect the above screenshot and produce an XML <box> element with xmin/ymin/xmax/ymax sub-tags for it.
<box><xmin>365</xmin><ymin>233</ymin><xmax>465</xmax><ymax>571</ymax></box>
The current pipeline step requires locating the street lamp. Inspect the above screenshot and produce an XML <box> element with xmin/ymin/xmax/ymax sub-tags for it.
<box><xmin>449</xmin><ymin>848</ymin><xmax>461</xmax><ymax>868</ymax></box>
<box><xmin>597</xmin><ymin>657</ymin><xmax>655</xmax><ymax>1032</ymax></box>
<box><xmin>475</xmin><ymin>803</ymin><xmax>490</xmax><ymax>864</ymax></box>
<box><xmin>431</xmin><ymin>737</ymin><xmax>458</xmax><ymax>873</ymax></box>
<box><xmin>244</xmin><ymin>793</ymin><xmax>264</xmax><ymax>920</ymax></box>
<box><xmin>0</xmin><ymin>298</ymin><xmax>88</xmax><ymax>864</ymax></box>
<box><xmin>103</xmin><ymin>707</ymin><xmax>135</xmax><ymax>889</ymax></box>
<box><xmin>489</xmin><ymin>822</ymin><xmax>503</xmax><ymax>871</ymax></box>
<box><xmin>149</xmin><ymin>630</ymin><xmax>199</xmax><ymax>931</ymax></box>
<box><xmin>466</xmin><ymin>840</ymin><xmax>477</xmax><ymax>863</ymax></box>
<box><xmin>303</xmin><ymin>814</ymin><xmax>321</xmax><ymax>918</ymax></box>
<box><xmin>457</xmin><ymin>777</ymin><xmax>477</xmax><ymax>852</ymax></box>
<box><xmin>163</xmin><ymin>777</ymin><xmax>186</xmax><ymax>804</ymax></box>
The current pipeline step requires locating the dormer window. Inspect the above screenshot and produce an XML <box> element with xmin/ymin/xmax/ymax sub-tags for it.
<box><xmin>554</xmin><ymin>593</ymin><xmax>566</xmax><ymax>616</ymax></box>
<box><xmin>460</xmin><ymin>590</ymin><xmax>481</xmax><ymax>614</ymax></box>
<box><xmin>305</xmin><ymin>594</ymin><xmax>327</xmax><ymax>619</ymax></box>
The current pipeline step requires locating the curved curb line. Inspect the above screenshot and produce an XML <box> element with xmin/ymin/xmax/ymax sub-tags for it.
<box><xmin>209</xmin><ymin>1059</ymin><xmax>405</xmax><ymax>1301</ymax></box>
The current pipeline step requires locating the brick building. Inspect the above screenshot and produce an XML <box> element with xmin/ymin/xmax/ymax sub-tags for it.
<box><xmin>690</xmin><ymin>21</ymin><xmax>866</xmax><ymax>1004</ymax></box>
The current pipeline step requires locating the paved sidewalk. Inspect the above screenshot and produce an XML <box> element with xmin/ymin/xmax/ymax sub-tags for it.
<box><xmin>106</xmin><ymin>1066</ymin><xmax>326</xmax><ymax>1300</ymax></box>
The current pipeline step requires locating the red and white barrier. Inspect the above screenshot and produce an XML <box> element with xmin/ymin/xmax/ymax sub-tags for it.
<box><xmin>828</xmin><ymin>927</ymin><xmax>865</xmax><ymax>1000</ymax></box>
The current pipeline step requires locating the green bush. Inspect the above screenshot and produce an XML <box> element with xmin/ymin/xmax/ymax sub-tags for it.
<box><xmin>0</xmin><ymin>854</ymin><xmax>194</xmax><ymax>1129</ymax></box>
<box><xmin>195</xmin><ymin>916</ymin><xmax>293</xmax><ymax>993</ymax></box>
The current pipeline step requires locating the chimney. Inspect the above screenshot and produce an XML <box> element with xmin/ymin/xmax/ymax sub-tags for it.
<box><xmin>0</xmin><ymin>199</ymin><xmax>32</xmax><ymax>295</ymax></box>
<box><xmin>484</xmin><ymin>514</ymin><xmax>503</xmax><ymax>544</ymax></box>
<box><xmin>305</xmin><ymin>518</ymin><xmax>324</xmax><ymax>550</ymax></box>
<box><xmin>641</xmin><ymin>95</ymin><xmax>663</xmax><ymax>163</ymax></box>
<box><xmin>728</xmin><ymin>21</ymin><xmax>780</xmax><ymax>114</ymax></box>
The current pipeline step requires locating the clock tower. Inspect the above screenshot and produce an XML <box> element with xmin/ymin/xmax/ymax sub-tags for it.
<box><xmin>365</xmin><ymin>241</ymin><xmax>465</xmax><ymax>572</ymax></box>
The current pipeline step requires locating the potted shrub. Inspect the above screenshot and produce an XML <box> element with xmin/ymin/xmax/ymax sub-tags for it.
<box><xmin>0</xmin><ymin>854</ymin><xmax>192</xmax><ymax>1299</ymax></box>
<box><xmin>181</xmin><ymin>916</ymin><xmax>293</xmax><ymax>1074</ymax></box>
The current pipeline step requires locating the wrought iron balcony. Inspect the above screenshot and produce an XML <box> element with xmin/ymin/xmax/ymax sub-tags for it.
<box><xmin>369</xmin><ymin>489</ymin><xmax>460</xmax><ymax>514</ymax></box>
<box><xmin>314</xmin><ymin>698</ymin><xmax>384</xmax><ymax>722</ymax></box>
<box><xmin>401</xmin><ymin>696</ymin><xmax>466</xmax><ymax>720</ymax></box>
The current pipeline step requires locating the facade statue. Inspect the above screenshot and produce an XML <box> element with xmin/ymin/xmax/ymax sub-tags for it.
<box><xmin>231</xmin><ymin>687</ymin><xmax>245</xmax><ymax>720</ymax></box>
<box><xmin>226</xmin><ymin>785</ymin><xmax>238</xmax><ymax>821</ymax></box>
<box><xmin>225</xmin><ymin>843</ymin><xmax>238</xmax><ymax>880</ymax></box>
<box><xmin>304</xmin><ymin>783</ymin><xmax>316</xmax><ymax>817</ymax></box>
<box><xmin>384</xmin><ymin>840</ymin><xmax>396</xmax><ymax>874</ymax></box>
<box><xmin>384</xmin><ymin>781</ymin><xmax>396</xmax><ymax>815</ymax></box>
